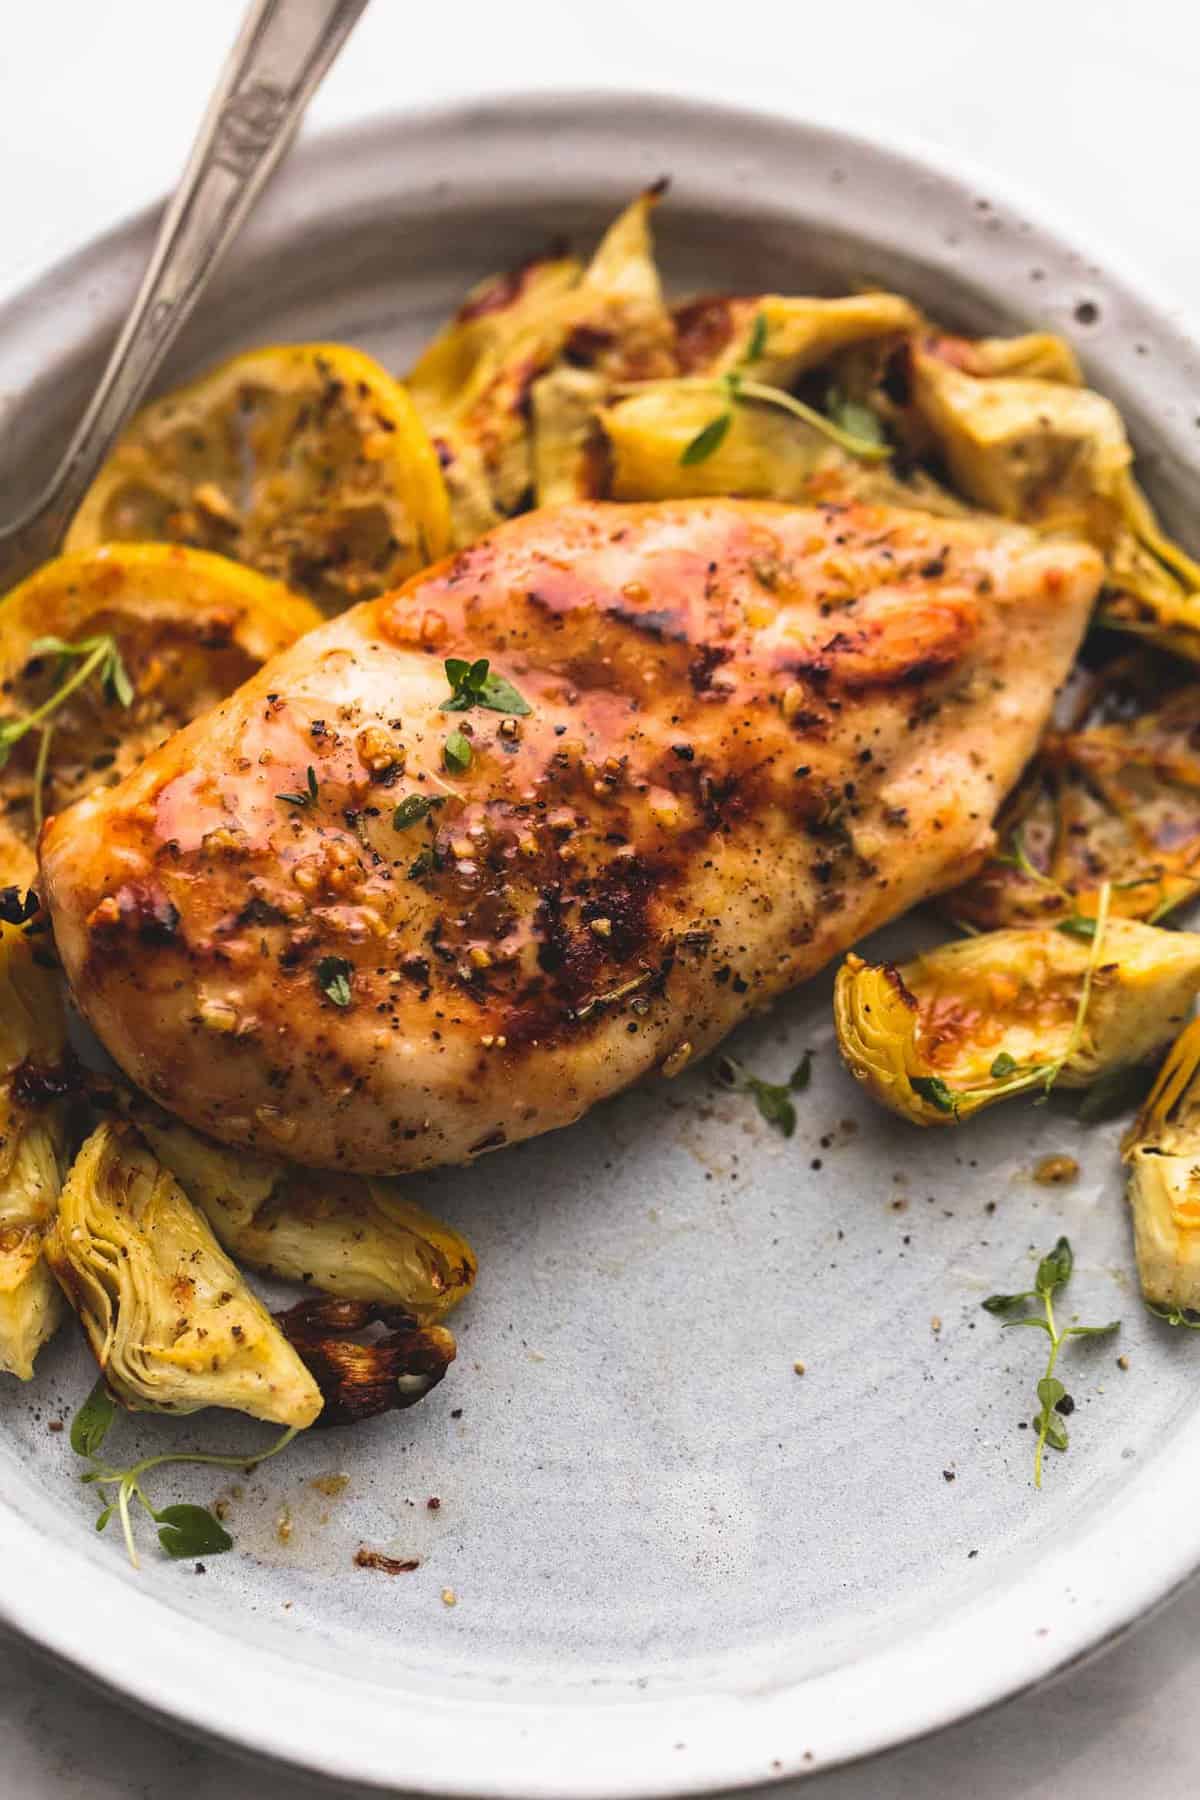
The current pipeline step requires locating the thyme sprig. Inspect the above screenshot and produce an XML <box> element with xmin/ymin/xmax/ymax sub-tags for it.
<box><xmin>0</xmin><ymin>633</ymin><xmax>134</xmax><ymax>826</ymax></box>
<box><xmin>618</xmin><ymin>323</ymin><xmax>891</xmax><ymax>468</ymax></box>
<box><xmin>983</xmin><ymin>1237</ymin><xmax>1119</xmax><ymax>1487</ymax></box>
<box><xmin>69</xmin><ymin>1377</ymin><xmax>299</xmax><ymax>1568</ymax></box>
<box><xmin>715</xmin><ymin>1050</ymin><xmax>814</xmax><ymax>1138</ymax></box>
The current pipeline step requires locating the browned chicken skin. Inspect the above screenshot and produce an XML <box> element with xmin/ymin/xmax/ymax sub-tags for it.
<box><xmin>41</xmin><ymin>500</ymin><xmax>1101</xmax><ymax>1172</ymax></box>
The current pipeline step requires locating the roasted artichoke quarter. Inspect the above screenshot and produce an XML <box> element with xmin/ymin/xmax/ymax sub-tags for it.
<box><xmin>130</xmin><ymin>1108</ymin><xmax>476</xmax><ymax>1322</ymax></box>
<box><xmin>409</xmin><ymin>190</ymin><xmax>676</xmax><ymax>543</ymax></box>
<box><xmin>835</xmin><ymin>920</ymin><xmax>1200</xmax><ymax>1127</ymax></box>
<box><xmin>1122</xmin><ymin>1017</ymin><xmax>1200</xmax><ymax>1312</ymax></box>
<box><xmin>948</xmin><ymin>656</ymin><xmax>1200</xmax><ymax>930</ymax></box>
<box><xmin>0</xmin><ymin>921</ymin><xmax>70</xmax><ymax>1380</ymax></box>
<box><xmin>906</xmin><ymin>336</ymin><xmax>1200</xmax><ymax>663</ymax></box>
<box><xmin>44</xmin><ymin>1122</ymin><xmax>323</xmax><ymax>1427</ymax></box>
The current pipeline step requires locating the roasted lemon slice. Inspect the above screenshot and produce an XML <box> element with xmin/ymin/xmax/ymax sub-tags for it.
<box><xmin>0</xmin><ymin>543</ymin><xmax>321</xmax><ymax>887</ymax></box>
<box><xmin>66</xmin><ymin>343</ymin><xmax>451</xmax><ymax>613</ymax></box>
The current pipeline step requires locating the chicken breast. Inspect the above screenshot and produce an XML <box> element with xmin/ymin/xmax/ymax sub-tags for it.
<box><xmin>41</xmin><ymin>499</ymin><xmax>1101</xmax><ymax>1172</ymax></box>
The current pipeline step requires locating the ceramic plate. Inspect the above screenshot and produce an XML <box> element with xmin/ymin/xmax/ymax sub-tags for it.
<box><xmin>3</xmin><ymin>92</ymin><xmax>1200</xmax><ymax>1799</ymax></box>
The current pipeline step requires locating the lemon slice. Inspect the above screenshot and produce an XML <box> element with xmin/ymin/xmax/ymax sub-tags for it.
<box><xmin>0</xmin><ymin>543</ymin><xmax>321</xmax><ymax>886</ymax></box>
<box><xmin>67</xmin><ymin>343</ymin><xmax>452</xmax><ymax>613</ymax></box>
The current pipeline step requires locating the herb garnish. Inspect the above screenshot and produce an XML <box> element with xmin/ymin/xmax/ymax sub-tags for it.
<box><xmin>68</xmin><ymin>1377</ymin><xmax>298</xmax><ymax>1568</ymax></box>
<box><xmin>0</xmin><ymin>633</ymin><xmax>135</xmax><ymax>826</ymax></box>
<box><xmin>443</xmin><ymin>729</ymin><xmax>473</xmax><ymax>773</ymax></box>
<box><xmin>824</xmin><ymin>384</ymin><xmax>888</xmax><ymax>448</ymax></box>
<box><xmin>1147</xmin><ymin>1302</ymin><xmax>1200</xmax><ymax>1329</ymax></box>
<box><xmin>393</xmin><ymin>793</ymin><xmax>446</xmax><ymax>830</ymax></box>
<box><xmin>912</xmin><ymin>1074</ymin><xmax>959</xmax><ymax>1115</ymax></box>
<box><xmin>716</xmin><ymin>1050</ymin><xmax>814</xmax><ymax>1138</ymax></box>
<box><xmin>277</xmin><ymin>765</ymin><xmax>319</xmax><ymax>808</ymax></box>
<box><xmin>315</xmin><ymin>955</ymin><xmax>354</xmax><ymax>1008</ymax></box>
<box><xmin>983</xmin><ymin>1236</ymin><xmax>1119</xmax><ymax>1487</ymax></box>
<box><xmin>662</xmin><ymin>316</ymin><xmax>889</xmax><ymax>467</ymax></box>
<box><xmin>440</xmin><ymin>657</ymin><xmax>531</xmax><ymax>716</ymax></box>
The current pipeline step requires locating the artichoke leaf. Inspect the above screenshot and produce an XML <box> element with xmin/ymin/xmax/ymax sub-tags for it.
<box><xmin>948</xmin><ymin>659</ymin><xmax>1200</xmax><ymax>929</ymax></box>
<box><xmin>835</xmin><ymin>920</ymin><xmax>1200</xmax><ymax>1127</ymax></box>
<box><xmin>601</xmin><ymin>385</ymin><xmax>842</xmax><ymax>502</ymax></box>
<box><xmin>132</xmin><ymin>1109</ymin><xmax>476</xmax><ymax>1321</ymax></box>
<box><xmin>1122</xmin><ymin>1017</ymin><xmax>1200</xmax><ymax>1310</ymax></box>
<box><xmin>0</xmin><ymin>922</ymin><xmax>69</xmax><ymax>1379</ymax></box>
<box><xmin>45</xmin><ymin>1122</ymin><xmax>322</xmax><ymax>1427</ymax></box>
<box><xmin>408</xmin><ymin>190</ymin><xmax>675</xmax><ymax>542</ymax></box>
<box><xmin>531</xmin><ymin>367</ymin><xmax>610</xmax><ymax>506</ymax></box>
<box><xmin>909</xmin><ymin>341</ymin><xmax>1200</xmax><ymax>661</ymax></box>
<box><xmin>675</xmin><ymin>291</ymin><xmax>921</xmax><ymax>386</ymax></box>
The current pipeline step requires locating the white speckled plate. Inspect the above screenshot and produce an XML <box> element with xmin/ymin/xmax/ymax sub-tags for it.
<box><xmin>3</xmin><ymin>92</ymin><xmax>1200</xmax><ymax>1799</ymax></box>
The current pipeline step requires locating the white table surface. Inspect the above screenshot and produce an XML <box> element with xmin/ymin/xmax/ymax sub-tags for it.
<box><xmin>2</xmin><ymin>3</ymin><xmax>1199</xmax><ymax>1795</ymax></box>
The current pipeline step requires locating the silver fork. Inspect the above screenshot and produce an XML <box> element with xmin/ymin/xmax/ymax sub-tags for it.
<box><xmin>0</xmin><ymin>0</ymin><xmax>368</xmax><ymax>594</ymax></box>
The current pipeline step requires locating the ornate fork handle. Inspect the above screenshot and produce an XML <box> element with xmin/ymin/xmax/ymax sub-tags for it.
<box><xmin>0</xmin><ymin>0</ymin><xmax>367</xmax><ymax>591</ymax></box>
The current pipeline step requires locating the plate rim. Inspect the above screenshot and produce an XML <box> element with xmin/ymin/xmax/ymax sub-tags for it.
<box><xmin>4</xmin><ymin>84</ymin><xmax>1200</xmax><ymax>1799</ymax></box>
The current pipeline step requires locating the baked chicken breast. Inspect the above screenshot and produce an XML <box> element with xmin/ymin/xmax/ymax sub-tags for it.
<box><xmin>41</xmin><ymin>499</ymin><xmax>1101</xmax><ymax>1172</ymax></box>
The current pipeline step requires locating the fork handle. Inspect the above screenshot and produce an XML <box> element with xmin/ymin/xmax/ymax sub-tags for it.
<box><xmin>9</xmin><ymin>0</ymin><xmax>367</xmax><ymax>575</ymax></box>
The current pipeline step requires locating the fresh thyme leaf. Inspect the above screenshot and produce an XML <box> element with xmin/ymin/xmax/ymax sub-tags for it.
<box><xmin>1057</xmin><ymin>915</ymin><xmax>1098</xmax><ymax>941</ymax></box>
<box><xmin>1042</xmin><ymin>1410</ymin><xmax>1070</xmax><ymax>1452</ymax></box>
<box><xmin>155</xmin><ymin>1503</ymin><xmax>233</xmax><ymax>1559</ymax></box>
<box><xmin>981</xmin><ymin>1290</ymin><xmax>1035</xmax><ymax>1314</ymax></box>
<box><xmin>78</xmin><ymin>1421</ymin><xmax>299</xmax><ymax>1569</ymax></box>
<box><xmin>392</xmin><ymin>794</ymin><xmax>446</xmax><ymax>830</ymax></box>
<box><xmin>103</xmin><ymin>644</ymin><xmax>135</xmax><ymax>709</ymax></box>
<box><xmin>315</xmin><ymin>955</ymin><xmax>354</xmax><ymax>1008</ymax></box>
<box><xmin>750</xmin><ymin>1080</ymin><xmax>797</xmax><ymax>1138</ymax></box>
<box><xmin>443</xmin><ymin>729</ymin><xmax>473</xmax><ymax>773</ymax></box>
<box><xmin>744</xmin><ymin>312</ymin><xmax>769</xmax><ymax>362</ymax></box>
<box><xmin>824</xmin><ymin>385</ymin><xmax>887</xmax><ymax>448</ymax></box>
<box><xmin>912</xmin><ymin>1074</ymin><xmax>959</xmax><ymax>1115</ymax></box>
<box><xmin>441</xmin><ymin>656</ymin><xmax>489</xmax><ymax>710</ymax></box>
<box><xmin>715</xmin><ymin>1053</ymin><xmax>807</xmax><ymax>1137</ymax></box>
<box><xmin>680</xmin><ymin>410</ymin><xmax>733</xmax><ymax>466</ymax></box>
<box><xmin>70</xmin><ymin>1378</ymin><xmax>115</xmax><ymax>1458</ymax></box>
<box><xmin>479</xmin><ymin>673</ymin><xmax>532</xmax><ymax>715</ymax></box>
<box><xmin>1036</xmin><ymin>1236</ymin><xmax>1073</xmax><ymax>1296</ymax></box>
<box><xmin>1036</xmin><ymin>1375</ymin><xmax>1066</xmax><ymax>1411</ymax></box>
<box><xmin>984</xmin><ymin>1236</ymin><xmax>1119</xmax><ymax>1486</ymax></box>
<box><xmin>990</xmin><ymin>1051</ymin><xmax>1018</xmax><ymax>1079</ymax></box>
<box><xmin>440</xmin><ymin>656</ymin><xmax>531</xmax><ymax>716</ymax></box>
<box><xmin>407</xmin><ymin>848</ymin><xmax>435</xmax><ymax>880</ymax></box>
<box><xmin>278</xmin><ymin>766</ymin><xmax>319</xmax><ymax>808</ymax></box>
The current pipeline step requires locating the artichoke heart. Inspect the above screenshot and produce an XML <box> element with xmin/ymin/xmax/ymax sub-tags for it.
<box><xmin>408</xmin><ymin>190</ymin><xmax>675</xmax><ymax>543</ymax></box>
<box><xmin>674</xmin><ymin>291</ymin><xmax>921</xmax><ymax>385</ymax></box>
<box><xmin>132</xmin><ymin>1110</ymin><xmax>476</xmax><ymax>1321</ymax></box>
<box><xmin>908</xmin><ymin>341</ymin><xmax>1200</xmax><ymax>662</ymax></box>
<box><xmin>835</xmin><ymin>921</ymin><xmax>1200</xmax><ymax>1126</ymax></box>
<box><xmin>948</xmin><ymin>658</ymin><xmax>1200</xmax><ymax>929</ymax></box>
<box><xmin>1122</xmin><ymin>1017</ymin><xmax>1200</xmax><ymax>1311</ymax></box>
<box><xmin>0</xmin><ymin>922</ymin><xmax>69</xmax><ymax>1380</ymax></box>
<box><xmin>45</xmin><ymin>1122</ymin><xmax>322</xmax><ymax>1427</ymax></box>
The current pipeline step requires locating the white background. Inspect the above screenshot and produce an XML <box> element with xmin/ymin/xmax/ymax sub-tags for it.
<box><xmin>2</xmin><ymin>2</ymin><xmax>1200</xmax><ymax>1796</ymax></box>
